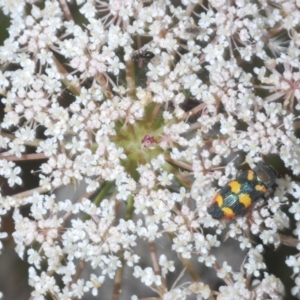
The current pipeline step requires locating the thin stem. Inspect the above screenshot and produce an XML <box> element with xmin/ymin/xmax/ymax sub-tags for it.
<box><xmin>148</xmin><ymin>103</ymin><xmax>162</xmax><ymax>127</ymax></box>
<box><xmin>164</xmin><ymin>155</ymin><xmax>193</xmax><ymax>172</ymax></box>
<box><xmin>94</xmin><ymin>180</ymin><xmax>115</xmax><ymax>207</ymax></box>
<box><xmin>213</xmin><ymin>262</ymin><xmax>234</xmax><ymax>286</ymax></box>
<box><xmin>9</xmin><ymin>186</ymin><xmax>48</xmax><ymax>198</ymax></box>
<box><xmin>112</xmin><ymin>251</ymin><xmax>124</xmax><ymax>300</ymax></box>
<box><xmin>123</xmin><ymin>18</ymin><xmax>136</xmax><ymax>100</ymax></box>
<box><xmin>71</xmin><ymin>260</ymin><xmax>86</xmax><ymax>285</ymax></box>
<box><xmin>163</xmin><ymin>162</ymin><xmax>193</xmax><ymax>189</ymax></box>
<box><xmin>125</xmin><ymin>60</ymin><xmax>136</xmax><ymax>100</ymax></box>
<box><xmin>58</xmin><ymin>0</ymin><xmax>73</xmax><ymax>21</ymax></box>
<box><xmin>112</xmin><ymin>194</ymin><xmax>134</xmax><ymax>300</ymax></box>
<box><xmin>278</xmin><ymin>233</ymin><xmax>299</xmax><ymax>247</ymax></box>
<box><xmin>168</xmin><ymin>233</ymin><xmax>202</xmax><ymax>282</ymax></box>
<box><xmin>171</xmin><ymin>266</ymin><xmax>187</xmax><ymax>290</ymax></box>
<box><xmin>125</xmin><ymin>194</ymin><xmax>134</xmax><ymax>221</ymax></box>
<box><xmin>185</xmin><ymin>3</ymin><xmax>197</xmax><ymax>17</ymax></box>
<box><xmin>0</xmin><ymin>153</ymin><xmax>47</xmax><ymax>161</ymax></box>
<box><xmin>51</xmin><ymin>55</ymin><xmax>81</xmax><ymax>95</ymax></box>
<box><xmin>178</xmin><ymin>255</ymin><xmax>202</xmax><ymax>282</ymax></box>
<box><xmin>180</xmin><ymin>103</ymin><xmax>207</xmax><ymax>121</ymax></box>
<box><xmin>1</xmin><ymin>132</ymin><xmax>44</xmax><ymax>148</ymax></box>
<box><xmin>95</xmin><ymin>73</ymin><xmax>113</xmax><ymax>99</ymax></box>
<box><xmin>149</xmin><ymin>241</ymin><xmax>167</xmax><ymax>288</ymax></box>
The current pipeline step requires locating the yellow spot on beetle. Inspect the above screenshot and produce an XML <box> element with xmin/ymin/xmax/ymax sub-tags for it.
<box><xmin>255</xmin><ymin>184</ymin><xmax>267</xmax><ymax>193</ymax></box>
<box><xmin>213</xmin><ymin>194</ymin><xmax>224</xmax><ymax>207</ymax></box>
<box><xmin>239</xmin><ymin>193</ymin><xmax>252</xmax><ymax>208</ymax></box>
<box><xmin>221</xmin><ymin>207</ymin><xmax>235</xmax><ymax>219</ymax></box>
<box><xmin>247</xmin><ymin>170</ymin><xmax>255</xmax><ymax>181</ymax></box>
<box><xmin>228</xmin><ymin>181</ymin><xmax>241</xmax><ymax>194</ymax></box>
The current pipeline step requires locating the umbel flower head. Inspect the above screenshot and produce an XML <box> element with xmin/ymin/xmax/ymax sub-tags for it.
<box><xmin>0</xmin><ymin>0</ymin><xmax>299</xmax><ymax>299</ymax></box>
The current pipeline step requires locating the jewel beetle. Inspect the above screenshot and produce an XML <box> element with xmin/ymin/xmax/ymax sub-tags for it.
<box><xmin>207</xmin><ymin>162</ymin><xmax>277</xmax><ymax>220</ymax></box>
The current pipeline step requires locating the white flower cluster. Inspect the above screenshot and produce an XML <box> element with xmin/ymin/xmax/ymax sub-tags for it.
<box><xmin>0</xmin><ymin>0</ymin><xmax>299</xmax><ymax>299</ymax></box>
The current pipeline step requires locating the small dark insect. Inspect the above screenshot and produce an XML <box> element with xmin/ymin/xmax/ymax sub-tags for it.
<box><xmin>185</xmin><ymin>26</ymin><xmax>201</xmax><ymax>35</ymax></box>
<box><xmin>132</xmin><ymin>50</ymin><xmax>155</xmax><ymax>64</ymax></box>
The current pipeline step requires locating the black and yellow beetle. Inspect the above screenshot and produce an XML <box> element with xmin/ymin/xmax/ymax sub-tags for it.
<box><xmin>207</xmin><ymin>162</ymin><xmax>277</xmax><ymax>220</ymax></box>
